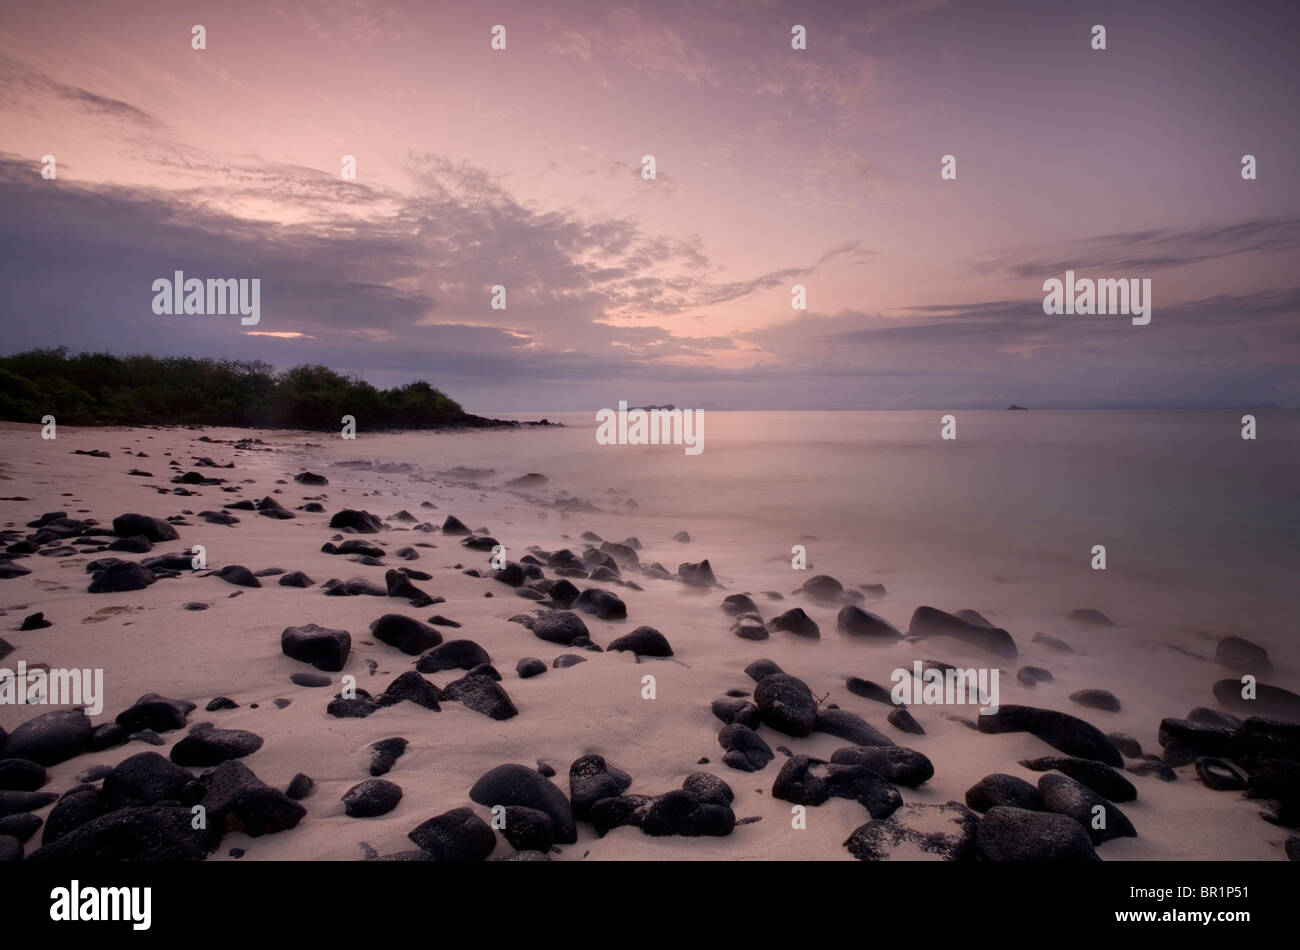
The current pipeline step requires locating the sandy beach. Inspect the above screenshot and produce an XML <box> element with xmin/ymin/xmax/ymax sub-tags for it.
<box><xmin>2</xmin><ymin>419</ymin><xmax>1295</xmax><ymax>862</ymax></box>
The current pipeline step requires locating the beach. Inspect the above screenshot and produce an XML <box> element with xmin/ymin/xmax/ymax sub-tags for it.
<box><xmin>1</xmin><ymin>413</ymin><xmax>1297</xmax><ymax>861</ymax></box>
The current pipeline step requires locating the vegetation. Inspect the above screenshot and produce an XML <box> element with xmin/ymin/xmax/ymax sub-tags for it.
<box><xmin>0</xmin><ymin>348</ymin><xmax>494</xmax><ymax>430</ymax></box>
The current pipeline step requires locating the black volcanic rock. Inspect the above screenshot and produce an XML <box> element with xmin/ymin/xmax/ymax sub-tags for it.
<box><xmin>370</xmin><ymin>614</ymin><xmax>443</xmax><ymax>655</ymax></box>
<box><xmin>408</xmin><ymin>807</ymin><xmax>495</xmax><ymax>860</ymax></box>
<box><xmin>909</xmin><ymin>606</ymin><xmax>1017</xmax><ymax>658</ymax></box>
<box><xmin>770</xmin><ymin>607</ymin><xmax>819</xmax><ymax>639</ymax></box>
<box><xmin>754</xmin><ymin>673</ymin><xmax>818</xmax><ymax>737</ymax></box>
<box><xmin>281</xmin><ymin>623</ymin><xmax>351</xmax><ymax>671</ymax></box>
<box><xmin>343</xmin><ymin>779</ymin><xmax>403</xmax><ymax>817</ymax></box>
<box><xmin>607</xmin><ymin>626</ymin><xmax>673</xmax><ymax>657</ymax></box>
<box><xmin>468</xmin><ymin>764</ymin><xmax>576</xmax><ymax>844</ymax></box>
<box><xmin>329</xmin><ymin>509</ymin><xmax>384</xmax><ymax>533</ymax></box>
<box><xmin>837</xmin><ymin>605</ymin><xmax>902</xmax><ymax>638</ymax></box>
<box><xmin>531</xmin><ymin>610</ymin><xmax>590</xmax><ymax>645</ymax></box>
<box><xmin>111</xmin><ymin>513</ymin><xmax>179</xmax><ymax>542</ymax></box>
<box><xmin>976</xmin><ymin>806</ymin><xmax>1100</xmax><ymax>861</ymax></box>
<box><xmin>977</xmin><ymin>705</ymin><xmax>1123</xmax><ymax>766</ymax></box>
<box><xmin>964</xmin><ymin>773</ymin><xmax>1043</xmax><ymax>813</ymax></box>
<box><xmin>1037</xmin><ymin>773</ymin><xmax>1137</xmax><ymax>844</ymax></box>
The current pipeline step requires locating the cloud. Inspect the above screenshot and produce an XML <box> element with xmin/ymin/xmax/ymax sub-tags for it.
<box><xmin>0</xmin><ymin>54</ymin><xmax>160</xmax><ymax>126</ymax></box>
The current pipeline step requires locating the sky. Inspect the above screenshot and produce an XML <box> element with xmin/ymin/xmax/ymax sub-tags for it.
<box><xmin>0</xmin><ymin>0</ymin><xmax>1297</xmax><ymax>411</ymax></box>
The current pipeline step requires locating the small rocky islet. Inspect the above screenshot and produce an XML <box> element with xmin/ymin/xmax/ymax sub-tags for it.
<box><xmin>0</xmin><ymin>434</ymin><xmax>1297</xmax><ymax>862</ymax></box>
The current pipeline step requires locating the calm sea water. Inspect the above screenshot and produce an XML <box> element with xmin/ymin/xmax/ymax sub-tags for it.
<box><xmin>295</xmin><ymin>410</ymin><xmax>1299</xmax><ymax>656</ymax></box>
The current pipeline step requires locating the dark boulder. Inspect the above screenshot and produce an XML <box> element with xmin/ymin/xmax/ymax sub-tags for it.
<box><xmin>468</xmin><ymin>764</ymin><xmax>576</xmax><ymax>844</ymax></box>
<box><xmin>975</xmin><ymin>806</ymin><xmax>1100</xmax><ymax>861</ymax></box>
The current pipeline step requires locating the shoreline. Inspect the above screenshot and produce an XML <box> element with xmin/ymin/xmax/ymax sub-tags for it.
<box><xmin>0</xmin><ymin>422</ymin><xmax>1295</xmax><ymax>862</ymax></box>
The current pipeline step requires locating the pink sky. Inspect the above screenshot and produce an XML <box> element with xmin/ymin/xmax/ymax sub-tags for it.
<box><xmin>1</xmin><ymin>0</ymin><xmax>1297</xmax><ymax>408</ymax></box>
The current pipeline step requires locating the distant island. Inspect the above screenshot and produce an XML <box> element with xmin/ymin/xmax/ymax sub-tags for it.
<box><xmin>1006</xmin><ymin>404</ymin><xmax>1028</xmax><ymax>410</ymax></box>
<box><xmin>0</xmin><ymin>348</ymin><xmax>543</xmax><ymax>430</ymax></box>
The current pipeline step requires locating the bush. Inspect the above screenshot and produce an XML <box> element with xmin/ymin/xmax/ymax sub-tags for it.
<box><xmin>0</xmin><ymin>349</ymin><xmax>471</xmax><ymax>429</ymax></box>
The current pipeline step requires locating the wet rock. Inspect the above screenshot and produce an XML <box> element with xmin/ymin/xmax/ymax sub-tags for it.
<box><xmin>500</xmin><ymin>806</ymin><xmax>554</xmax><ymax>851</ymax></box>
<box><xmin>88</xmin><ymin>561</ymin><xmax>156</xmax><ymax>593</ymax></box>
<box><xmin>103</xmin><ymin>752</ymin><xmax>191</xmax><ymax>808</ymax></box>
<box><xmin>770</xmin><ymin>607</ymin><xmax>819</xmax><ymax>639</ymax></box>
<box><xmin>888</xmin><ymin>706</ymin><xmax>925</xmax><ymax>736</ymax></box>
<box><xmin>214</xmin><ymin>564</ymin><xmax>261</xmax><ymax>588</ymax></box>
<box><xmin>440</xmin><ymin>516</ymin><xmax>471</xmax><ymax>536</ymax></box>
<box><xmin>116</xmin><ymin>693</ymin><xmax>195</xmax><ymax>733</ymax></box>
<box><xmin>531</xmin><ymin>610</ymin><xmax>590</xmax><ymax>645</ymax></box>
<box><xmin>772</xmin><ymin>754</ymin><xmax>902</xmax><ymax>819</ymax></box>
<box><xmin>755</xmin><ymin>674</ymin><xmax>819</xmax><ymax>737</ymax></box>
<box><xmin>1196</xmin><ymin>757</ymin><xmax>1247</xmax><ymax>791</ymax></box>
<box><xmin>641</xmin><ymin>789</ymin><xmax>735</xmax><ymax>837</ymax></box>
<box><xmin>830</xmin><ymin>745</ymin><xmax>931</xmax><ymax>787</ymax></box>
<box><xmin>440</xmin><ymin>674</ymin><xmax>518</xmax><ymax>720</ymax></box>
<box><xmin>343</xmin><ymin>779</ymin><xmax>403</xmax><ymax>817</ymax></box>
<box><xmin>407</xmin><ymin>807</ymin><xmax>495</xmax><ymax>860</ymax></box>
<box><xmin>416</xmin><ymin>639</ymin><xmax>491</xmax><ymax>674</ymax></box>
<box><xmin>286</xmin><ymin>773</ymin><xmax>314</xmax><ymax>800</ymax></box>
<box><xmin>722</xmin><ymin>594</ymin><xmax>760</xmax><ymax>616</ymax></box>
<box><xmin>800</xmin><ymin>575</ymin><xmax>843</xmax><ymax>600</ymax></box>
<box><xmin>469</xmin><ymin>764</ymin><xmax>576</xmax><ymax>843</ymax></box>
<box><xmin>2</xmin><ymin>710</ymin><xmax>92</xmax><ymax>765</ymax></box>
<box><xmin>329</xmin><ymin>509</ymin><xmax>384</xmax><ymax>533</ymax></box>
<box><xmin>39</xmin><ymin>788</ymin><xmax>105</xmax><ymax>845</ymax></box>
<box><xmin>111</xmin><ymin>513</ymin><xmax>179</xmax><ymax>542</ymax></box>
<box><xmin>607</xmin><ymin>626</ymin><xmax>673</xmax><ymax>657</ymax></box>
<box><xmin>376</xmin><ymin>672</ymin><xmax>442</xmax><ymax>711</ymax></box>
<box><xmin>1213</xmin><ymin>679</ymin><xmax>1300</xmax><ymax>723</ymax></box>
<box><xmin>553</xmin><ymin>654</ymin><xmax>585</xmax><ymax>669</ymax></box>
<box><xmin>1032</xmin><ymin>632</ymin><xmax>1074</xmax><ymax>653</ymax></box>
<box><xmin>965</xmin><ymin>773</ymin><xmax>1043</xmax><ymax>812</ymax></box>
<box><xmin>678</xmin><ymin>560</ymin><xmax>716</xmax><ymax>587</ymax></box>
<box><xmin>0</xmin><ymin>758</ymin><xmax>47</xmax><ymax>791</ymax></box>
<box><xmin>1215</xmin><ymin>635</ymin><xmax>1272</xmax><ymax>673</ymax></box>
<box><xmin>1158</xmin><ymin>718</ymin><xmax>1236</xmax><ymax>760</ymax></box>
<box><xmin>170</xmin><ymin>725</ymin><xmax>264</xmax><ymax>767</ymax></box>
<box><xmin>29</xmin><ymin>804</ymin><xmax>210</xmax><ymax>861</ymax></box>
<box><xmin>977</xmin><ymin>705</ymin><xmax>1123</xmax><ymax>766</ymax></box>
<box><xmin>281</xmin><ymin>623</ymin><xmax>351</xmax><ymax>672</ymax></box>
<box><xmin>836</xmin><ymin>605</ymin><xmax>902</xmax><ymax>638</ymax></box>
<box><xmin>367</xmin><ymin>738</ymin><xmax>409</xmax><ymax>777</ymax></box>
<box><xmin>1019</xmin><ymin>756</ymin><xmax>1136</xmax><ymax>802</ymax></box>
<box><xmin>370</xmin><ymin>614</ymin><xmax>442</xmax><ymax>655</ymax></box>
<box><xmin>200</xmin><ymin>760</ymin><xmax>306</xmax><ymax>838</ymax></box>
<box><xmin>718</xmin><ymin>724</ymin><xmax>774</xmax><ymax>772</ymax></box>
<box><xmin>206</xmin><ymin>697</ymin><xmax>238</xmax><ymax>712</ymax></box>
<box><xmin>326</xmin><ymin>689</ymin><xmax>378</xmax><ymax>718</ymax></box>
<box><xmin>816</xmin><ymin>709</ymin><xmax>895</xmax><ymax>748</ymax></box>
<box><xmin>0</xmin><ymin>789</ymin><xmax>57</xmax><ymax>817</ymax></box>
<box><xmin>516</xmin><ymin>658</ymin><xmax>546</xmax><ymax>678</ymax></box>
<box><xmin>846</xmin><ymin>677</ymin><xmax>895</xmax><ymax>705</ymax></box>
<box><xmin>1070</xmin><ymin>689</ymin><xmax>1121</xmax><ymax>713</ymax></box>
<box><xmin>909</xmin><ymin>606</ymin><xmax>1017</xmax><ymax>658</ymax></box>
<box><xmin>569</xmin><ymin>754</ymin><xmax>633</xmax><ymax>821</ymax></box>
<box><xmin>975</xmin><ymin>806</ymin><xmax>1100</xmax><ymax>861</ymax></box>
<box><xmin>711</xmin><ymin>697</ymin><xmax>761</xmax><ymax>729</ymax></box>
<box><xmin>744</xmin><ymin>658</ymin><xmax>784</xmax><ymax>682</ymax></box>
<box><xmin>575</xmin><ymin>588</ymin><xmax>627</xmax><ymax>620</ymax></box>
<box><xmin>1038</xmin><ymin>773</ymin><xmax>1137</xmax><ymax>844</ymax></box>
<box><xmin>1018</xmin><ymin>666</ymin><xmax>1054</xmax><ymax>686</ymax></box>
<box><xmin>1128</xmin><ymin>760</ymin><xmax>1177</xmax><ymax>782</ymax></box>
<box><xmin>844</xmin><ymin>801</ymin><xmax>978</xmax><ymax>861</ymax></box>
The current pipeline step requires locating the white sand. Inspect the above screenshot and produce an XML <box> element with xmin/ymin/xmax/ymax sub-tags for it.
<box><xmin>0</xmin><ymin>422</ymin><xmax>1292</xmax><ymax>861</ymax></box>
